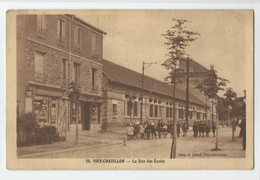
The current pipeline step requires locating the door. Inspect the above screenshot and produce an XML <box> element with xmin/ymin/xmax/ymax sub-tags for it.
<box><xmin>83</xmin><ymin>103</ymin><xmax>91</xmax><ymax>130</ymax></box>
<box><xmin>50</xmin><ymin>101</ymin><xmax>57</xmax><ymax>125</ymax></box>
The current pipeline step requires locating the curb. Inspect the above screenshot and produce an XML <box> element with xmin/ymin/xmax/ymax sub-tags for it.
<box><xmin>17</xmin><ymin>141</ymin><xmax>123</xmax><ymax>158</ymax></box>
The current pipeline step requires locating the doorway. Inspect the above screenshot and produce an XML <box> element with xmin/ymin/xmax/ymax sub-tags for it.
<box><xmin>82</xmin><ymin>103</ymin><xmax>91</xmax><ymax>130</ymax></box>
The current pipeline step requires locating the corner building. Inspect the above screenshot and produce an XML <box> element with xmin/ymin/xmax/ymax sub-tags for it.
<box><xmin>17</xmin><ymin>14</ymin><xmax>106</xmax><ymax>139</ymax></box>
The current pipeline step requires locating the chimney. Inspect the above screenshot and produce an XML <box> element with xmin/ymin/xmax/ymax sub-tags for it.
<box><xmin>210</xmin><ymin>65</ymin><xmax>214</xmax><ymax>70</ymax></box>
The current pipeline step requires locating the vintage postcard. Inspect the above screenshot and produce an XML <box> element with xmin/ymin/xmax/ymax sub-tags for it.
<box><xmin>6</xmin><ymin>9</ymin><xmax>253</xmax><ymax>170</ymax></box>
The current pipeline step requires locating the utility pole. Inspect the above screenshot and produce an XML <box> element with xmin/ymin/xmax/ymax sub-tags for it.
<box><xmin>186</xmin><ymin>58</ymin><xmax>190</xmax><ymax>129</ymax></box>
<box><xmin>141</xmin><ymin>61</ymin><xmax>157</xmax><ymax>123</ymax></box>
<box><xmin>141</xmin><ymin>62</ymin><xmax>144</xmax><ymax>123</ymax></box>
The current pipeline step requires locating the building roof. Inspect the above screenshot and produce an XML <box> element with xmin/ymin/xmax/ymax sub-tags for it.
<box><xmin>65</xmin><ymin>14</ymin><xmax>107</xmax><ymax>35</ymax></box>
<box><xmin>179</xmin><ymin>59</ymin><xmax>208</xmax><ymax>73</ymax></box>
<box><xmin>102</xmin><ymin>59</ymin><xmax>207</xmax><ymax>107</ymax></box>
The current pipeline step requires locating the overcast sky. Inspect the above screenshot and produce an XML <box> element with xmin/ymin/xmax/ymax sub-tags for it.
<box><xmin>78</xmin><ymin>10</ymin><xmax>252</xmax><ymax>97</ymax></box>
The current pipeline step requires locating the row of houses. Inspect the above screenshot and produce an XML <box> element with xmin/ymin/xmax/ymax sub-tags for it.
<box><xmin>17</xmin><ymin>14</ymin><xmax>216</xmax><ymax>139</ymax></box>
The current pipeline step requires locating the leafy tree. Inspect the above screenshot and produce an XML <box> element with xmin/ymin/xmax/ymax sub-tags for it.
<box><xmin>195</xmin><ymin>69</ymin><xmax>229</xmax><ymax>99</ymax></box>
<box><xmin>161</xmin><ymin>18</ymin><xmax>200</xmax><ymax>71</ymax></box>
<box><xmin>224</xmin><ymin>87</ymin><xmax>237</xmax><ymax>107</ymax></box>
<box><xmin>216</xmin><ymin>97</ymin><xmax>228</xmax><ymax>120</ymax></box>
<box><xmin>161</xmin><ymin>18</ymin><xmax>200</xmax><ymax>159</ymax></box>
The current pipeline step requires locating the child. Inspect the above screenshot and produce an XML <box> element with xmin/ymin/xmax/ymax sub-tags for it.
<box><xmin>150</xmin><ymin>122</ymin><xmax>156</xmax><ymax>139</ymax></box>
<box><xmin>126</xmin><ymin>123</ymin><xmax>134</xmax><ymax>140</ymax></box>
<box><xmin>139</xmin><ymin>122</ymin><xmax>145</xmax><ymax>139</ymax></box>
<box><xmin>162</xmin><ymin>123</ymin><xmax>168</xmax><ymax>138</ymax></box>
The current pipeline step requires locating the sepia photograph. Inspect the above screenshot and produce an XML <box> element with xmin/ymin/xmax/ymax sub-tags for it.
<box><xmin>6</xmin><ymin>9</ymin><xmax>253</xmax><ymax>170</ymax></box>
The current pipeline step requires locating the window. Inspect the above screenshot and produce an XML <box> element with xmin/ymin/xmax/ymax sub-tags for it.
<box><xmin>127</xmin><ymin>101</ymin><xmax>132</xmax><ymax>116</ymax></box>
<box><xmin>92</xmin><ymin>35</ymin><xmax>98</xmax><ymax>58</ymax></box>
<box><xmin>188</xmin><ymin>111</ymin><xmax>192</xmax><ymax>119</ymax></box>
<box><xmin>113</xmin><ymin>104</ymin><xmax>117</xmax><ymax>116</ymax></box>
<box><xmin>197</xmin><ymin>112</ymin><xmax>200</xmax><ymax>120</ymax></box>
<box><xmin>154</xmin><ymin>105</ymin><xmax>158</xmax><ymax>118</ymax></box>
<box><xmin>166</xmin><ymin>107</ymin><xmax>169</xmax><ymax>118</ymax></box>
<box><xmin>74</xmin><ymin>26</ymin><xmax>81</xmax><ymax>51</ymax></box>
<box><xmin>73</xmin><ymin>63</ymin><xmax>81</xmax><ymax>87</ymax></box>
<box><xmin>34</xmin><ymin>51</ymin><xmax>47</xmax><ymax>83</ymax></box>
<box><xmin>150</xmin><ymin>104</ymin><xmax>153</xmax><ymax>117</ymax></box>
<box><xmin>179</xmin><ymin>109</ymin><xmax>183</xmax><ymax>119</ymax></box>
<box><xmin>91</xmin><ymin>68</ymin><xmax>98</xmax><ymax>92</ymax></box>
<box><xmin>159</xmin><ymin>106</ymin><xmax>162</xmax><ymax>118</ymax></box>
<box><xmin>37</xmin><ymin>15</ymin><xmax>47</xmax><ymax>38</ymax></box>
<box><xmin>170</xmin><ymin>107</ymin><xmax>173</xmax><ymax>118</ymax></box>
<box><xmin>57</xmin><ymin>18</ymin><xmax>65</xmax><ymax>45</ymax></box>
<box><xmin>134</xmin><ymin>102</ymin><xmax>138</xmax><ymax>117</ymax></box>
<box><xmin>62</xmin><ymin>58</ymin><xmax>67</xmax><ymax>85</ymax></box>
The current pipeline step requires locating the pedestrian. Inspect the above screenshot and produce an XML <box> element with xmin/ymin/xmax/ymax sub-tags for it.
<box><xmin>193</xmin><ymin>121</ymin><xmax>199</xmax><ymax>137</ymax></box>
<box><xmin>199</xmin><ymin>121</ymin><xmax>205</xmax><ymax>137</ymax></box>
<box><xmin>182</xmin><ymin>123</ymin><xmax>187</xmax><ymax>137</ymax></box>
<box><xmin>212</xmin><ymin>122</ymin><xmax>216</xmax><ymax>137</ymax></box>
<box><xmin>145</xmin><ymin>121</ymin><xmax>151</xmax><ymax>140</ymax></box>
<box><xmin>240</xmin><ymin>117</ymin><xmax>246</xmax><ymax>150</ymax></box>
<box><xmin>204</xmin><ymin>122</ymin><xmax>210</xmax><ymax>138</ymax></box>
<box><xmin>126</xmin><ymin>123</ymin><xmax>134</xmax><ymax>140</ymax></box>
<box><xmin>139</xmin><ymin>122</ymin><xmax>145</xmax><ymax>139</ymax></box>
<box><xmin>177</xmin><ymin>121</ymin><xmax>181</xmax><ymax>137</ymax></box>
<box><xmin>150</xmin><ymin>122</ymin><xmax>156</xmax><ymax>139</ymax></box>
<box><xmin>156</xmin><ymin>120</ymin><xmax>163</xmax><ymax>138</ymax></box>
<box><xmin>162</xmin><ymin>123</ymin><xmax>168</xmax><ymax>138</ymax></box>
<box><xmin>167</xmin><ymin>121</ymin><xmax>172</xmax><ymax>134</ymax></box>
<box><xmin>133</xmin><ymin>122</ymin><xmax>139</xmax><ymax>140</ymax></box>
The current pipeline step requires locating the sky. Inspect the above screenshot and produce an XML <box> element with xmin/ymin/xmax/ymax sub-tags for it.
<box><xmin>77</xmin><ymin>10</ymin><xmax>252</xmax><ymax>97</ymax></box>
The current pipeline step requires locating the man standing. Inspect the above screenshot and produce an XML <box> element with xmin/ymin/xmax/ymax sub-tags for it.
<box><xmin>177</xmin><ymin>121</ymin><xmax>181</xmax><ymax>137</ymax></box>
<box><xmin>199</xmin><ymin>121</ymin><xmax>205</xmax><ymax>137</ymax></box>
<box><xmin>193</xmin><ymin>121</ymin><xmax>199</xmax><ymax>137</ymax></box>
<box><xmin>212</xmin><ymin>122</ymin><xmax>216</xmax><ymax>137</ymax></box>
<box><xmin>156</xmin><ymin>120</ymin><xmax>163</xmax><ymax>138</ymax></box>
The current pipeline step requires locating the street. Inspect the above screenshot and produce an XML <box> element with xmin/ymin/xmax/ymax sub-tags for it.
<box><xmin>26</xmin><ymin>127</ymin><xmax>245</xmax><ymax>158</ymax></box>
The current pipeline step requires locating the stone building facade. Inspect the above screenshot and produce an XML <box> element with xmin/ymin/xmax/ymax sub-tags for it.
<box><xmin>17</xmin><ymin>14</ymin><xmax>106</xmax><ymax>138</ymax></box>
<box><xmin>102</xmin><ymin>59</ymin><xmax>210</xmax><ymax>131</ymax></box>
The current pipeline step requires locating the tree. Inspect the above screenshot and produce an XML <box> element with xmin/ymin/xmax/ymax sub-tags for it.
<box><xmin>67</xmin><ymin>82</ymin><xmax>81</xmax><ymax>145</ymax></box>
<box><xmin>161</xmin><ymin>18</ymin><xmax>200</xmax><ymax>159</ymax></box>
<box><xmin>224</xmin><ymin>88</ymin><xmax>237</xmax><ymax>141</ymax></box>
<box><xmin>195</xmin><ymin>69</ymin><xmax>229</xmax><ymax>151</ymax></box>
<box><xmin>216</xmin><ymin>97</ymin><xmax>228</xmax><ymax>122</ymax></box>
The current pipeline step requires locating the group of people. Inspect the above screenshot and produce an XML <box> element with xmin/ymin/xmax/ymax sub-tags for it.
<box><xmin>192</xmin><ymin>121</ymin><xmax>217</xmax><ymax>138</ymax></box>
<box><xmin>126</xmin><ymin>120</ymin><xmax>173</xmax><ymax>140</ymax></box>
<box><xmin>126</xmin><ymin>120</ymin><xmax>218</xmax><ymax>140</ymax></box>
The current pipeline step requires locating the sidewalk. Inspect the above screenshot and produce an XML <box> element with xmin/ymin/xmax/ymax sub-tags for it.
<box><xmin>188</xmin><ymin>136</ymin><xmax>245</xmax><ymax>158</ymax></box>
<box><xmin>17</xmin><ymin>130</ymin><xmax>126</xmax><ymax>157</ymax></box>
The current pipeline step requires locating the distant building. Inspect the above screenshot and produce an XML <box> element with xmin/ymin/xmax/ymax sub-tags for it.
<box><xmin>178</xmin><ymin>60</ymin><xmax>217</xmax><ymax>121</ymax></box>
<box><xmin>17</xmin><ymin>14</ymin><xmax>106</xmax><ymax>138</ymax></box>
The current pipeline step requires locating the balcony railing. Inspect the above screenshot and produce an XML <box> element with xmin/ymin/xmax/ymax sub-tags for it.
<box><xmin>34</xmin><ymin>72</ymin><xmax>47</xmax><ymax>83</ymax></box>
<box><xmin>91</xmin><ymin>84</ymin><xmax>98</xmax><ymax>93</ymax></box>
<box><xmin>37</xmin><ymin>26</ymin><xmax>47</xmax><ymax>39</ymax></box>
<box><xmin>74</xmin><ymin>42</ymin><xmax>81</xmax><ymax>52</ymax></box>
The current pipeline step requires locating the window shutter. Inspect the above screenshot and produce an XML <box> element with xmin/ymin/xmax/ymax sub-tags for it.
<box><xmin>42</xmin><ymin>15</ymin><xmax>46</xmax><ymax>29</ymax></box>
<box><xmin>78</xmin><ymin>64</ymin><xmax>81</xmax><ymax>88</ymax></box>
<box><xmin>37</xmin><ymin>15</ymin><xmax>41</xmax><ymax>28</ymax></box>
<box><xmin>57</xmin><ymin>19</ymin><xmax>60</xmax><ymax>40</ymax></box>
<box><xmin>62</xmin><ymin>20</ymin><xmax>65</xmax><ymax>38</ymax></box>
<box><xmin>78</xmin><ymin>28</ymin><xmax>81</xmax><ymax>44</ymax></box>
<box><xmin>91</xmin><ymin>35</ymin><xmax>95</xmax><ymax>54</ymax></box>
<box><xmin>74</xmin><ymin>26</ymin><xmax>77</xmax><ymax>44</ymax></box>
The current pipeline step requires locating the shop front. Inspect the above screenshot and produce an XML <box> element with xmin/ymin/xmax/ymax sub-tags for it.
<box><xmin>68</xmin><ymin>95</ymin><xmax>103</xmax><ymax>132</ymax></box>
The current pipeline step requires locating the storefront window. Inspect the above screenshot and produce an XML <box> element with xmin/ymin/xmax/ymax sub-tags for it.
<box><xmin>34</xmin><ymin>98</ymin><xmax>48</xmax><ymax>123</ymax></box>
